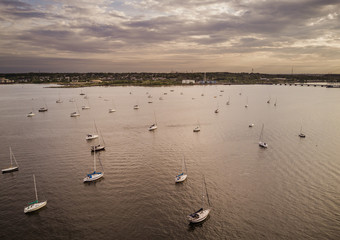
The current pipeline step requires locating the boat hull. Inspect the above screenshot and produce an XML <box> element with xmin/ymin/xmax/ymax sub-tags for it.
<box><xmin>2</xmin><ymin>166</ymin><xmax>19</xmax><ymax>174</ymax></box>
<box><xmin>148</xmin><ymin>125</ymin><xmax>157</xmax><ymax>131</ymax></box>
<box><xmin>24</xmin><ymin>201</ymin><xmax>47</xmax><ymax>213</ymax></box>
<box><xmin>259</xmin><ymin>142</ymin><xmax>268</xmax><ymax>148</ymax></box>
<box><xmin>175</xmin><ymin>174</ymin><xmax>187</xmax><ymax>183</ymax></box>
<box><xmin>86</xmin><ymin>135</ymin><xmax>99</xmax><ymax>140</ymax></box>
<box><xmin>83</xmin><ymin>173</ymin><xmax>104</xmax><ymax>182</ymax></box>
<box><xmin>188</xmin><ymin>209</ymin><xmax>211</xmax><ymax>223</ymax></box>
<box><xmin>91</xmin><ymin>146</ymin><xmax>105</xmax><ymax>152</ymax></box>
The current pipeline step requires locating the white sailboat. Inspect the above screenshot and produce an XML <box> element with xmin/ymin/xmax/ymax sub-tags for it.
<box><xmin>2</xmin><ymin>147</ymin><xmax>19</xmax><ymax>173</ymax></box>
<box><xmin>259</xmin><ymin>124</ymin><xmax>268</xmax><ymax>148</ymax></box>
<box><xmin>24</xmin><ymin>174</ymin><xmax>47</xmax><ymax>213</ymax></box>
<box><xmin>249</xmin><ymin>123</ymin><xmax>254</xmax><ymax>127</ymax></box>
<box><xmin>215</xmin><ymin>103</ymin><xmax>219</xmax><ymax>113</ymax></box>
<box><xmin>91</xmin><ymin>129</ymin><xmax>105</xmax><ymax>152</ymax></box>
<box><xmin>109</xmin><ymin>100</ymin><xmax>116</xmax><ymax>113</ymax></box>
<box><xmin>56</xmin><ymin>92</ymin><xmax>63</xmax><ymax>103</ymax></box>
<box><xmin>245</xmin><ymin>97</ymin><xmax>249</xmax><ymax>108</ymax></box>
<box><xmin>187</xmin><ymin>176</ymin><xmax>211</xmax><ymax>223</ymax></box>
<box><xmin>83</xmin><ymin>152</ymin><xmax>104</xmax><ymax>182</ymax></box>
<box><xmin>274</xmin><ymin>98</ymin><xmax>277</xmax><ymax>106</ymax></box>
<box><xmin>267</xmin><ymin>97</ymin><xmax>271</xmax><ymax>104</ymax></box>
<box><xmin>27</xmin><ymin>111</ymin><xmax>35</xmax><ymax>117</ymax></box>
<box><xmin>70</xmin><ymin>101</ymin><xmax>80</xmax><ymax>117</ymax></box>
<box><xmin>86</xmin><ymin>121</ymin><xmax>99</xmax><ymax>140</ymax></box>
<box><xmin>226</xmin><ymin>96</ymin><xmax>230</xmax><ymax>105</ymax></box>
<box><xmin>133</xmin><ymin>104</ymin><xmax>139</xmax><ymax>109</ymax></box>
<box><xmin>81</xmin><ymin>98</ymin><xmax>90</xmax><ymax>110</ymax></box>
<box><xmin>148</xmin><ymin>112</ymin><xmax>158</xmax><ymax>131</ymax></box>
<box><xmin>175</xmin><ymin>157</ymin><xmax>188</xmax><ymax>183</ymax></box>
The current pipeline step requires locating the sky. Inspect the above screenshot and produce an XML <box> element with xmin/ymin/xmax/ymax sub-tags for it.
<box><xmin>0</xmin><ymin>0</ymin><xmax>339</xmax><ymax>73</ymax></box>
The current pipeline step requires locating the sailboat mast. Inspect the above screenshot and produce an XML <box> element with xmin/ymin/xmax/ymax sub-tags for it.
<box><xmin>33</xmin><ymin>174</ymin><xmax>38</xmax><ymax>202</ymax></box>
<box><xmin>9</xmin><ymin>147</ymin><xmax>13</xmax><ymax>166</ymax></box>
<box><xmin>204</xmin><ymin>176</ymin><xmax>211</xmax><ymax>207</ymax></box>
<box><xmin>202</xmin><ymin>176</ymin><xmax>205</xmax><ymax>208</ymax></box>
<box><xmin>260</xmin><ymin>124</ymin><xmax>264</xmax><ymax>141</ymax></box>
<box><xmin>94</xmin><ymin>152</ymin><xmax>96</xmax><ymax>172</ymax></box>
<box><xmin>184</xmin><ymin>157</ymin><xmax>187</xmax><ymax>174</ymax></box>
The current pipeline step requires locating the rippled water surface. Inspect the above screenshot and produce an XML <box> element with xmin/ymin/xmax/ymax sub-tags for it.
<box><xmin>0</xmin><ymin>84</ymin><xmax>339</xmax><ymax>239</ymax></box>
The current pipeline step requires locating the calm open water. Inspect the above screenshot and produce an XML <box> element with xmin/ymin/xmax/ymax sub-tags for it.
<box><xmin>0</xmin><ymin>84</ymin><xmax>339</xmax><ymax>239</ymax></box>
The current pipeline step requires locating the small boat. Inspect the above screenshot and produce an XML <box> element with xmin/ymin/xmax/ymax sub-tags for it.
<box><xmin>267</xmin><ymin>98</ymin><xmax>271</xmax><ymax>104</ymax></box>
<box><xmin>259</xmin><ymin>124</ymin><xmax>268</xmax><ymax>148</ymax></box>
<box><xmin>215</xmin><ymin>109</ymin><xmax>219</xmax><ymax>113</ymax></box>
<box><xmin>80</xmin><ymin>90</ymin><xmax>85</xmax><ymax>95</ymax></box>
<box><xmin>81</xmin><ymin>106</ymin><xmax>90</xmax><ymax>110</ymax></box>
<box><xmin>226</xmin><ymin>96</ymin><xmax>230</xmax><ymax>105</ymax></box>
<box><xmin>91</xmin><ymin>128</ymin><xmax>105</xmax><ymax>152</ymax></box>
<box><xmin>70</xmin><ymin>101</ymin><xmax>80</xmax><ymax>117</ymax></box>
<box><xmin>56</xmin><ymin>93</ymin><xmax>62</xmax><ymax>103</ymax></box>
<box><xmin>27</xmin><ymin>112</ymin><xmax>35</xmax><ymax>117</ymax></box>
<box><xmin>170</xmin><ymin>90</ymin><xmax>174</xmax><ymax>92</ymax></box>
<box><xmin>148</xmin><ymin>123</ymin><xmax>157</xmax><ymax>131</ymax></box>
<box><xmin>249</xmin><ymin>123</ymin><xmax>254</xmax><ymax>127</ymax></box>
<box><xmin>83</xmin><ymin>152</ymin><xmax>104</xmax><ymax>182</ymax></box>
<box><xmin>38</xmin><ymin>100</ymin><xmax>48</xmax><ymax>112</ymax></box>
<box><xmin>70</xmin><ymin>112</ymin><xmax>80</xmax><ymax>117</ymax></box>
<box><xmin>148</xmin><ymin>95</ymin><xmax>152</xmax><ymax>98</ymax></box>
<box><xmin>159</xmin><ymin>97</ymin><xmax>163</xmax><ymax>100</ymax></box>
<box><xmin>148</xmin><ymin>112</ymin><xmax>158</xmax><ymax>131</ymax></box>
<box><xmin>175</xmin><ymin>157</ymin><xmax>187</xmax><ymax>183</ymax></box>
<box><xmin>2</xmin><ymin>147</ymin><xmax>19</xmax><ymax>173</ymax></box>
<box><xmin>69</xmin><ymin>98</ymin><xmax>75</xmax><ymax>102</ymax></box>
<box><xmin>274</xmin><ymin>98</ymin><xmax>277</xmax><ymax>106</ymax></box>
<box><xmin>193</xmin><ymin>121</ymin><xmax>200</xmax><ymax>132</ymax></box>
<box><xmin>299</xmin><ymin>126</ymin><xmax>306</xmax><ymax>138</ymax></box>
<box><xmin>245</xmin><ymin>97</ymin><xmax>249</xmax><ymax>108</ymax></box>
<box><xmin>109</xmin><ymin>100</ymin><xmax>116</xmax><ymax>113</ymax></box>
<box><xmin>201</xmin><ymin>93</ymin><xmax>204</xmax><ymax>96</ymax></box>
<box><xmin>180</xmin><ymin>92</ymin><xmax>183</xmax><ymax>95</ymax></box>
<box><xmin>86</xmin><ymin>134</ymin><xmax>98</xmax><ymax>140</ymax></box>
<box><xmin>133</xmin><ymin>104</ymin><xmax>139</xmax><ymax>109</ymax></box>
<box><xmin>91</xmin><ymin>144</ymin><xmax>105</xmax><ymax>152</ymax></box>
<box><xmin>187</xmin><ymin>176</ymin><xmax>211</xmax><ymax>223</ymax></box>
<box><xmin>148</xmin><ymin>101</ymin><xmax>153</xmax><ymax>104</ymax></box>
<box><xmin>220</xmin><ymin>90</ymin><xmax>224</xmax><ymax>92</ymax></box>
<box><xmin>24</xmin><ymin>174</ymin><xmax>47</xmax><ymax>213</ymax></box>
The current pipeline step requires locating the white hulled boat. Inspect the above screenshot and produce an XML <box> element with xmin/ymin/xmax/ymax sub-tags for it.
<box><xmin>24</xmin><ymin>174</ymin><xmax>47</xmax><ymax>213</ymax></box>
<box><xmin>83</xmin><ymin>152</ymin><xmax>104</xmax><ymax>182</ymax></box>
<box><xmin>187</xmin><ymin>176</ymin><xmax>211</xmax><ymax>223</ymax></box>
<box><xmin>259</xmin><ymin>124</ymin><xmax>268</xmax><ymax>148</ymax></box>
<box><xmin>91</xmin><ymin>128</ymin><xmax>105</xmax><ymax>152</ymax></box>
<box><xmin>70</xmin><ymin>101</ymin><xmax>80</xmax><ymax>117</ymax></box>
<box><xmin>27</xmin><ymin>111</ymin><xmax>35</xmax><ymax>117</ymax></box>
<box><xmin>299</xmin><ymin>126</ymin><xmax>306</xmax><ymax>138</ymax></box>
<box><xmin>2</xmin><ymin>147</ymin><xmax>19</xmax><ymax>173</ymax></box>
<box><xmin>175</xmin><ymin>157</ymin><xmax>187</xmax><ymax>183</ymax></box>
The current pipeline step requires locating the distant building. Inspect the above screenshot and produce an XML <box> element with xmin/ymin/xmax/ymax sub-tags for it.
<box><xmin>91</xmin><ymin>79</ymin><xmax>103</xmax><ymax>83</ymax></box>
<box><xmin>182</xmin><ymin>79</ymin><xmax>195</xmax><ymax>84</ymax></box>
<box><xmin>0</xmin><ymin>78</ymin><xmax>14</xmax><ymax>84</ymax></box>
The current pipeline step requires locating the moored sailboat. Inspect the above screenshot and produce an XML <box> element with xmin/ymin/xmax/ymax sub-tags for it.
<box><xmin>24</xmin><ymin>174</ymin><xmax>47</xmax><ymax>213</ymax></box>
<box><xmin>83</xmin><ymin>152</ymin><xmax>104</xmax><ymax>182</ymax></box>
<box><xmin>259</xmin><ymin>124</ymin><xmax>268</xmax><ymax>148</ymax></box>
<box><xmin>2</xmin><ymin>147</ymin><xmax>19</xmax><ymax>173</ymax></box>
<box><xmin>175</xmin><ymin>157</ymin><xmax>188</xmax><ymax>183</ymax></box>
<box><xmin>187</xmin><ymin>176</ymin><xmax>211</xmax><ymax>223</ymax></box>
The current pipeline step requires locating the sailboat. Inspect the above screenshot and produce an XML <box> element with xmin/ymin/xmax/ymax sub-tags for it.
<box><xmin>56</xmin><ymin>93</ymin><xmax>63</xmax><ymax>103</ymax></box>
<box><xmin>91</xmin><ymin>129</ymin><xmax>105</xmax><ymax>152</ymax></box>
<box><xmin>109</xmin><ymin>100</ymin><xmax>116</xmax><ymax>113</ymax></box>
<box><xmin>214</xmin><ymin>103</ymin><xmax>219</xmax><ymax>113</ymax></box>
<box><xmin>2</xmin><ymin>147</ymin><xmax>19</xmax><ymax>173</ymax></box>
<box><xmin>226</xmin><ymin>96</ymin><xmax>230</xmax><ymax>105</ymax></box>
<box><xmin>83</xmin><ymin>152</ymin><xmax>104</xmax><ymax>182</ymax></box>
<box><xmin>259</xmin><ymin>124</ymin><xmax>268</xmax><ymax>148</ymax></box>
<box><xmin>133</xmin><ymin>104</ymin><xmax>139</xmax><ymax>109</ymax></box>
<box><xmin>148</xmin><ymin>112</ymin><xmax>158</xmax><ymax>131</ymax></box>
<box><xmin>249</xmin><ymin>123</ymin><xmax>254</xmax><ymax>127</ymax></box>
<box><xmin>38</xmin><ymin>99</ymin><xmax>48</xmax><ymax>112</ymax></box>
<box><xmin>70</xmin><ymin>101</ymin><xmax>80</xmax><ymax>117</ymax></box>
<box><xmin>245</xmin><ymin>97</ymin><xmax>249</xmax><ymax>108</ymax></box>
<box><xmin>27</xmin><ymin>111</ymin><xmax>35</xmax><ymax>117</ymax></box>
<box><xmin>175</xmin><ymin>157</ymin><xmax>188</xmax><ymax>183</ymax></box>
<box><xmin>299</xmin><ymin>126</ymin><xmax>306</xmax><ymax>138</ymax></box>
<box><xmin>274</xmin><ymin>98</ymin><xmax>277</xmax><ymax>106</ymax></box>
<box><xmin>81</xmin><ymin>98</ymin><xmax>90</xmax><ymax>110</ymax></box>
<box><xmin>24</xmin><ymin>174</ymin><xmax>47</xmax><ymax>213</ymax></box>
<box><xmin>193</xmin><ymin>121</ymin><xmax>200</xmax><ymax>132</ymax></box>
<box><xmin>80</xmin><ymin>89</ymin><xmax>85</xmax><ymax>95</ymax></box>
<box><xmin>267</xmin><ymin>97</ymin><xmax>271</xmax><ymax>104</ymax></box>
<box><xmin>187</xmin><ymin>176</ymin><xmax>211</xmax><ymax>223</ymax></box>
<box><xmin>86</xmin><ymin>121</ymin><xmax>99</xmax><ymax>140</ymax></box>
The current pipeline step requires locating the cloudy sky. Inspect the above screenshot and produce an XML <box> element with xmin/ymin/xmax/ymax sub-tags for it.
<box><xmin>0</xmin><ymin>0</ymin><xmax>339</xmax><ymax>73</ymax></box>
